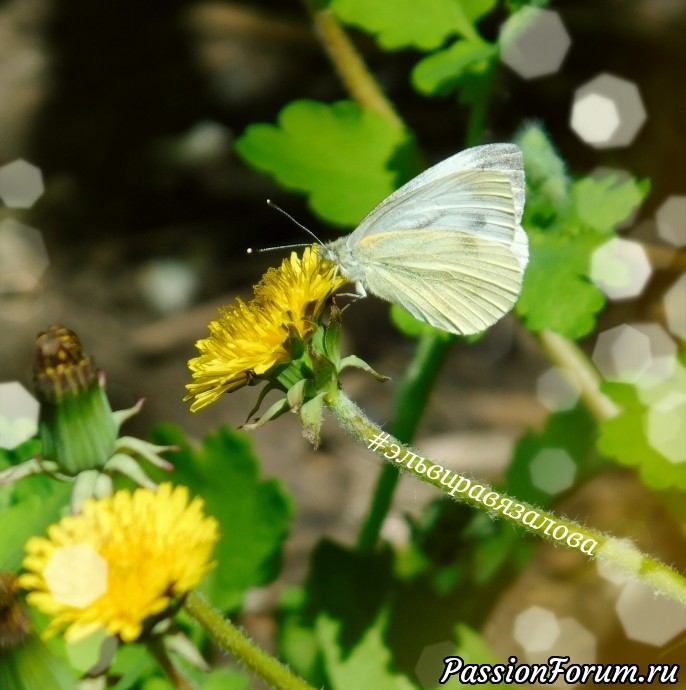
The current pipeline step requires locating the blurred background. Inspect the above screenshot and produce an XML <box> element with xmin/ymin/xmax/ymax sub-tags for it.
<box><xmin>1</xmin><ymin>0</ymin><xmax>686</xmax><ymax>685</ymax></box>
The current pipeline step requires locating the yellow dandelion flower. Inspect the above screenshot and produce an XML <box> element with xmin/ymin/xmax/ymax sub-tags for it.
<box><xmin>19</xmin><ymin>483</ymin><xmax>218</xmax><ymax>643</ymax></box>
<box><xmin>185</xmin><ymin>245</ymin><xmax>346</xmax><ymax>412</ymax></box>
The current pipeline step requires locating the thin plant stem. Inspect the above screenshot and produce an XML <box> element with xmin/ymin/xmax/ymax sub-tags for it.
<box><xmin>306</xmin><ymin>5</ymin><xmax>404</xmax><ymax>130</ymax></box>
<box><xmin>147</xmin><ymin>636</ymin><xmax>198</xmax><ymax>690</ymax></box>
<box><xmin>537</xmin><ymin>328</ymin><xmax>619</xmax><ymax>422</ymax></box>
<box><xmin>326</xmin><ymin>388</ymin><xmax>686</xmax><ymax>605</ymax></box>
<box><xmin>184</xmin><ymin>592</ymin><xmax>318</xmax><ymax>690</ymax></box>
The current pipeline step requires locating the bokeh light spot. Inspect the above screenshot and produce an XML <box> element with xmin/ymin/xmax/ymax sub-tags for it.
<box><xmin>656</xmin><ymin>195</ymin><xmax>686</xmax><ymax>247</ymax></box>
<box><xmin>0</xmin><ymin>381</ymin><xmax>39</xmax><ymax>449</ymax></box>
<box><xmin>513</xmin><ymin>606</ymin><xmax>560</xmax><ymax>653</ymax></box>
<box><xmin>644</xmin><ymin>392</ymin><xmax>686</xmax><ymax>464</ymax></box>
<box><xmin>590</xmin><ymin>237</ymin><xmax>652</xmax><ymax>300</ymax></box>
<box><xmin>536</xmin><ymin>367</ymin><xmax>581</xmax><ymax>412</ymax></box>
<box><xmin>0</xmin><ymin>219</ymin><xmax>49</xmax><ymax>294</ymax></box>
<box><xmin>663</xmin><ymin>274</ymin><xmax>686</xmax><ymax>338</ymax></box>
<box><xmin>616</xmin><ymin>581</ymin><xmax>686</xmax><ymax>646</ymax></box>
<box><xmin>571</xmin><ymin>74</ymin><xmax>646</xmax><ymax>148</ymax></box>
<box><xmin>0</xmin><ymin>159</ymin><xmax>45</xmax><ymax>209</ymax></box>
<box><xmin>529</xmin><ymin>448</ymin><xmax>577</xmax><ymax>495</ymax></box>
<box><xmin>45</xmin><ymin>544</ymin><xmax>108</xmax><ymax>608</ymax></box>
<box><xmin>499</xmin><ymin>7</ymin><xmax>571</xmax><ymax>79</ymax></box>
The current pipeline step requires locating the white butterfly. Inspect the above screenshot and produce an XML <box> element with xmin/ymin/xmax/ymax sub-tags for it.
<box><xmin>320</xmin><ymin>143</ymin><xmax>528</xmax><ymax>336</ymax></box>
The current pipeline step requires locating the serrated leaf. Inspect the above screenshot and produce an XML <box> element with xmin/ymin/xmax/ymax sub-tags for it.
<box><xmin>516</xmin><ymin>228</ymin><xmax>607</xmax><ymax>338</ymax></box>
<box><xmin>318</xmin><ymin>609</ymin><xmax>417</xmax><ymax>690</ymax></box>
<box><xmin>411</xmin><ymin>39</ymin><xmax>496</xmax><ymax>95</ymax></box>
<box><xmin>235</xmin><ymin>100</ymin><xmax>414</xmax><ymax>227</ymax></box>
<box><xmin>151</xmin><ymin>424</ymin><xmax>292</xmax><ymax>610</ymax></box>
<box><xmin>571</xmin><ymin>175</ymin><xmax>650</xmax><ymax>233</ymax></box>
<box><xmin>331</xmin><ymin>0</ymin><xmax>497</xmax><ymax>50</ymax></box>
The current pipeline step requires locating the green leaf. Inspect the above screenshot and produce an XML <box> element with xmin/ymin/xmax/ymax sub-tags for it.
<box><xmin>515</xmin><ymin>123</ymin><xmax>569</xmax><ymax>226</ymax></box>
<box><xmin>306</xmin><ymin>539</ymin><xmax>393</xmax><ymax>649</ymax></box>
<box><xmin>411</xmin><ymin>39</ymin><xmax>496</xmax><ymax>95</ymax></box>
<box><xmin>330</xmin><ymin>0</ymin><xmax>497</xmax><ymax>50</ymax></box>
<box><xmin>514</xmin><ymin>126</ymin><xmax>651</xmax><ymax>338</ymax></box>
<box><xmin>318</xmin><ymin>609</ymin><xmax>417</xmax><ymax>690</ymax></box>
<box><xmin>151</xmin><ymin>424</ymin><xmax>292</xmax><ymax>610</ymax></box>
<box><xmin>516</xmin><ymin>228</ymin><xmax>607</xmax><ymax>338</ymax></box>
<box><xmin>598</xmin><ymin>367</ymin><xmax>686</xmax><ymax>491</ymax></box>
<box><xmin>235</xmin><ymin>100</ymin><xmax>414</xmax><ymax>227</ymax></box>
<box><xmin>0</xmin><ymin>481</ymin><xmax>70</xmax><ymax>570</ymax></box>
<box><xmin>203</xmin><ymin>668</ymin><xmax>250</xmax><ymax>690</ymax></box>
<box><xmin>570</xmin><ymin>174</ymin><xmax>650</xmax><ymax>233</ymax></box>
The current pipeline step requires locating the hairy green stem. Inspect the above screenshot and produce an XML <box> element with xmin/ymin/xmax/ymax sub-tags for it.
<box><xmin>357</xmin><ymin>332</ymin><xmax>452</xmax><ymax>550</ymax></box>
<box><xmin>184</xmin><ymin>592</ymin><xmax>317</xmax><ymax>690</ymax></box>
<box><xmin>327</xmin><ymin>389</ymin><xmax>686</xmax><ymax>605</ymax></box>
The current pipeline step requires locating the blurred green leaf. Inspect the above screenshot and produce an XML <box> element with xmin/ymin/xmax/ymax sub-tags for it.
<box><xmin>515</xmin><ymin>123</ymin><xmax>569</xmax><ymax>225</ymax></box>
<box><xmin>0</xmin><ymin>482</ymin><xmax>69</xmax><ymax>570</ymax></box>
<box><xmin>330</xmin><ymin>0</ymin><xmax>497</xmax><ymax>49</ymax></box>
<box><xmin>318</xmin><ymin>609</ymin><xmax>417</xmax><ymax>690</ymax></box>
<box><xmin>151</xmin><ymin>424</ymin><xmax>292</xmax><ymax>610</ymax></box>
<box><xmin>235</xmin><ymin>100</ymin><xmax>415</xmax><ymax>227</ymax></box>
<box><xmin>570</xmin><ymin>174</ymin><xmax>650</xmax><ymax>233</ymax></box>
<box><xmin>505</xmin><ymin>405</ymin><xmax>602</xmax><ymax>506</ymax></box>
<box><xmin>598</xmin><ymin>365</ymin><xmax>686</xmax><ymax>491</ymax></box>
<box><xmin>412</xmin><ymin>39</ymin><xmax>496</xmax><ymax>95</ymax></box>
<box><xmin>515</xmin><ymin>126</ymin><xmax>650</xmax><ymax>338</ymax></box>
<box><xmin>516</xmin><ymin>229</ymin><xmax>607</xmax><ymax>338</ymax></box>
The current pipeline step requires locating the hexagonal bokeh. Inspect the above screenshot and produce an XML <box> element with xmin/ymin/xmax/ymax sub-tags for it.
<box><xmin>0</xmin><ymin>159</ymin><xmax>45</xmax><ymax>209</ymax></box>
<box><xmin>513</xmin><ymin>606</ymin><xmax>560</xmax><ymax>653</ymax></box>
<box><xmin>499</xmin><ymin>7</ymin><xmax>571</xmax><ymax>79</ymax></box>
<box><xmin>415</xmin><ymin>640</ymin><xmax>455</xmax><ymax>690</ymax></box>
<box><xmin>571</xmin><ymin>73</ymin><xmax>647</xmax><ymax>148</ymax></box>
<box><xmin>616</xmin><ymin>580</ymin><xmax>686</xmax><ymax>646</ymax></box>
<box><xmin>0</xmin><ymin>381</ymin><xmax>39</xmax><ymax>450</ymax></box>
<box><xmin>525</xmin><ymin>617</ymin><xmax>597</xmax><ymax>669</ymax></box>
<box><xmin>529</xmin><ymin>448</ymin><xmax>577</xmax><ymax>495</ymax></box>
<box><xmin>590</xmin><ymin>237</ymin><xmax>652</xmax><ymax>300</ymax></box>
<box><xmin>137</xmin><ymin>257</ymin><xmax>199</xmax><ymax>314</ymax></box>
<box><xmin>536</xmin><ymin>366</ymin><xmax>581</xmax><ymax>412</ymax></box>
<box><xmin>656</xmin><ymin>195</ymin><xmax>686</xmax><ymax>247</ymax></box>
<box><xmin>645</xmin><ymin>392</ymin><xmax>686</xmax><ymax>464</ymax></box>
<box><xmin>0</xmin><ymin>219</ymin><xmax>49</xmax><ymax>295</ymax></box>
<box><xmin>664</xmin><ymin>274</ymin><xmax>686</xmax><ymax>338</ymax></box>
<box><xmin>592</xmin><ymin>323</ymin><xmax>677</xmax><ymax>386</ymax></box>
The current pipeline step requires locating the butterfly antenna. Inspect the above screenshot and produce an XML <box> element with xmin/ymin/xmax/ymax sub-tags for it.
<box><xmin>266</xmin><ymin>199</ymin><xmax>324</xmax><ymax>245</ymax></box>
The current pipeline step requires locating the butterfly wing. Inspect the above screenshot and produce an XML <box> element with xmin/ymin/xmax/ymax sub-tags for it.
<box><xmin>349</xmin><ymin>143</ymin><xmax>527</xmax><ymax>269</ymax></box>
<box><xmin>356</xmin><ymin>229</ymin><xmax>523</xmax><ymax>335</ymax></box>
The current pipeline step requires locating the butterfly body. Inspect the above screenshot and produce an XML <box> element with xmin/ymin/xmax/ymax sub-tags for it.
<box><xmin>320</xmin><ymin>143</ymin><xmax>528</xmax><ymax>336</ymax></box>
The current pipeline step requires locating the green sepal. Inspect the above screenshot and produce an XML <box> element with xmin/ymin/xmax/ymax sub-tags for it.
<box><xmin>338</xmin><ymin>355</ymin><xmax>391</xmax><ymax>382</ymax></box>
<box><xmin>241</xmin><ymin>397</ymin><xmax>292</xmax><ymax>431</ymax></box>
<box><xmin>287</xmin><ymin>379</ymin><xmax>309</xmax><ymax>412</ymax></box>
<box><xmin>298</xmin><ymin>393</ymin><xmax>326</xmax><ymax>449</ymax></box>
